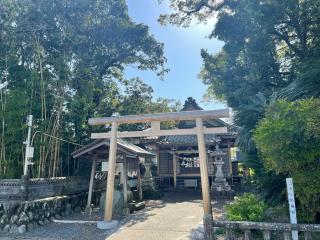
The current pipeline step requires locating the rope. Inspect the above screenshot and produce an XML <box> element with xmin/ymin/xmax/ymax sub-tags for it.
<box><xmin>31</xmin><ymin>131</ymin><xmax>83</xmax><ymax>147</ymax></box>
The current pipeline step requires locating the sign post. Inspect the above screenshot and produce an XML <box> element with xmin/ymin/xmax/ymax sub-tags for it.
<box><xmin>286</xmin><ymin>178</ymin><xmax>298</xmax><ymax>240</ymax></box>
<box><xmin>23</xmin><ymin>115</ymin><xmax>34</xmax><ymax>175</ymax></box>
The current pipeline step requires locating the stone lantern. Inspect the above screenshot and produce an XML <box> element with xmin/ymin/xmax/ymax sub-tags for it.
<box><xmin>141</xmin><ymin>157</ymin><xmax>155</xmax><ymax>191</ymax></box>
<box><xmin>208</xmin><ymin>143</ymin><xmax>233</xmax><ymax>198</ymax></box>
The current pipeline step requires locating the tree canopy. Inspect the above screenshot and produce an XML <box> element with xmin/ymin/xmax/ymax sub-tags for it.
<box><xmin>160</xmin><ymin>0</ymin><xmax>320</xmax><ymax>105</ymax></box>
<box><xmin>160</xmin><ymin>0</ymin><xmax>320</xmax><ymax>221</ymax></box>
<box><xmin>0</xmin><ymin>0</ymin><xmax>176</xmax><ymax>178</ymax></box>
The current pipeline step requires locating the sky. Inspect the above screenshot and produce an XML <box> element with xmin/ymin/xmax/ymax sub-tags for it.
<box><xmin>125</xmin><ymin>0</ymin><xmax>226</xmax><ymax>110</ymax></box>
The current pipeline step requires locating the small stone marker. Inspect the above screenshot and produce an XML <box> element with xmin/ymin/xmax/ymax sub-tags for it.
<box><xmin>286</xmin><ymin>178</ymin><xmax>298</xmax><ymax>240</ymax></box>
<box><xmin>17</xmin><ymin>224</ymin><xmax>26</xmax><ymax>234</ymax></box>
<box><xmin>134</xmin><ymin>202</ymin><xmax>145</xmax><ymax>211</ymax></box>
<box><xmin>97</xmin><ymin>220</ymin><xmax>119</xmax><ymax>230</ymax></box>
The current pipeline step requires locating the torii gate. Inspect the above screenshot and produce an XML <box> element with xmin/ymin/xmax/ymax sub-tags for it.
<box><xmin>88</xmin><ymin>109</ymin><xmax>229</xmax><ymax>239</ymax></box>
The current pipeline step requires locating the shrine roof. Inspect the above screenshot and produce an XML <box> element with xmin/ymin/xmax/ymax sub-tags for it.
<box><xmin>71</xmin><ymin>138</ymin><xmax>154</xmax><ymax>159</ymax></box>
<box><xmin>158</xmin><ymin>133</ymin><xmax>237</xmax><ymax>146</ymax></box>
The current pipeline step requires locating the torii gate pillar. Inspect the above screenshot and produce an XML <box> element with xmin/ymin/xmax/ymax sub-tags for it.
<box><xmin>196</xmin><ymin>118</ymin><xmax>214</xmax><ymax>239</ymax></box>
<box><xmin>104</xmin><ymin>121</ymin><xmax>118</xmax><ymax>221</ymax></box>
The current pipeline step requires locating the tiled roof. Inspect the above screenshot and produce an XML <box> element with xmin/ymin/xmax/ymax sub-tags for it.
<box><xmin>72</xmin><ymin>139</ymin><xmax>154</xmax><ymax>158</ymax></box>
<box><xmin>158</xmin><ymin>134</ymin><xmax>220</xmax><ymax>145</ymax></box>
<box><xmin>158</xmin><ymin>133</ymin><xmax>237</xmax><ymax>145</ymax></box>
<box><xmin>116</xmin><ymin>139</ymin><xmax>154</xmax><ymax>156</ymax></box>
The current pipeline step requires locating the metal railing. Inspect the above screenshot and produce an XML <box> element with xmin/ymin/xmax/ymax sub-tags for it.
<box><xmin>213</xmin><ymin>220</ymin><xmax>320</xmax><ymax>240</ymax></box>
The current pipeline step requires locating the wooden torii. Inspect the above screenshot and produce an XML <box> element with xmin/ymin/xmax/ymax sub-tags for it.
<box><xmin>88</xmin><ymin>109</ymin><xmax>229</xmax><ymax>239</ymax></box>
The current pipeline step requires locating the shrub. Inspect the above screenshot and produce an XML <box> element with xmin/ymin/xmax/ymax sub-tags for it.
<box><xmin>226</xmin><ymin>193</ymin><xmax>267</xmax><ymax>221</ymax></box>
<box><xmin>254</xmin><ymin>99</ymin><xmax>320</xmax><ymax>222</ymax></box>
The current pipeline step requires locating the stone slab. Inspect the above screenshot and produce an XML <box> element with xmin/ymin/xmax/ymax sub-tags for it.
<box><xmin>97</xmin><ymin>220</ymin><xmax>119</xmax><ymax>230</ymax></box>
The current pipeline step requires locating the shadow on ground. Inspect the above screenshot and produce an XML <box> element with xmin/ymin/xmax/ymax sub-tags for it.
<box><xmin>1</xmin><ymin>191</ymin><xmax>229</xmax><ymax>240</ymax></box>
<box><xmin>122</xmin><ymin>191</ymin><xmax>204</xmax><ymax>228</ymax></box>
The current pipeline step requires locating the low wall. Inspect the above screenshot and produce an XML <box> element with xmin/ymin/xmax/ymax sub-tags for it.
<box><xmin>28</xmin><ymin>177</ymin><xmax>94</xmax><ymax>200</ymax></box>
<box><xmin>0</xmin><ymin>176</ymin><xmax>105</xmax><ymax>234</ymax></box>
<box><xmin>0</xmin><ymin>191</ymin><xmax>103</xmax><ymax>234</ymax></box>
<box><xmin>0</xmin><ymin>179</ymin><xmax>21</xmax><ymax>201</ymax></box>
<box><xmin>0</xmin><ymin>177</ymin><xmax>105</xmax><ymax>202</ymax></box>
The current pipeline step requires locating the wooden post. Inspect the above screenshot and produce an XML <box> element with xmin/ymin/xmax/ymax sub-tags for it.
<box><xmin>86</xmin><ymin>155</ymin><xmax>97</xmax><ymax>210</ymax></box>
<box><xmin>156</xmin><ymin>149</ymin><xmax>160</xmax><ymax>176</ymax></box>
<box><xmin>173</xmin><ymin>152</ymin><xmax>177</xmax><ymax>189</ymax></box>
<box><xmin>104</xmin><ymin>121</ymin><xmax>118</xmax><ymax>221</ymax></box>
<box><xmin>122</xmin><ymin>155</ymin><xmax>128</xmax><ymax>213</ymax></box>
<box><xmin>227</xmin><ymin>140</ymin><xmax>234</xmax><ymax>187</ymax></box>
<box><xmin>137</xmin><ymin>161</ymin><xmax>143</xmax><ymax>200</ymax></box>
<box><xmin>196</xmin><ymin>118</ymin><xmax>214</xmax><ymax>240</ymax></box>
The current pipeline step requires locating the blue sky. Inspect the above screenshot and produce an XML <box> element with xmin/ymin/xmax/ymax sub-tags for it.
<box><xmin>125</xmin><ymin>0</ymin><xmax>226</xmax><ymax>110</ymax></box>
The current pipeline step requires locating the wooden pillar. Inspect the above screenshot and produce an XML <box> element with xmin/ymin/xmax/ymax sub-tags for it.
<box><xmin>172</xmin><ymin>152</ymin><xmax>177</xmax><ymax>189</ymax></box>
<box><xmin>227</xmin><ymin>140</ymin><xmax>233</xmax><ymax>185</ymax></box>
<box><xmin>137</xmin><ymin>160</ymin><xmax>143</xmax><ymax>200</ymax></box>
<box><xmin>104</xmin><ymin>121</ymin><xmax>118</xmax><ymax>221</ymax></box>
<box><xmin>122</xmin><ymin>155</ymin><xmax>128</xmax><ymax>213</ymax></box>
<box><xmin>86</xmin><ymin>155</ymin><xmax>97</xmax><ymax>210</ymax></box>
<box><xmin>196</xmin><ymin>117</ymin><xmax>214</xmax><ymax>240</ymax></box>
<box><xmin>156</xmin><ymin>149</ymin><xmax>160</xmax><ymax>176</ymax></box>
<box><xmin>196</xmin><ymin>118</ymin><xmax>212</xmax><ymax>214</ymax></box>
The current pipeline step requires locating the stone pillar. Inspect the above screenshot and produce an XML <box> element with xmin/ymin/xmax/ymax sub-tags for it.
<box><xmin>21</xmin><ymin>174</ymin><xmax>29</xmax><ymax>201</ymax></box>
<box><xmin>142</xmin><ymin>159</ymin><xmax>154</xmax><ymax>191</ymax></box>
<box><xmin>210</xmin><ymin>145</ymin><xmax>233</xmax><ymax>200</ymax></box>
<box><xmin>173</xmin><ymin>153</ymin><xmax>177</xmax><ymax>189</ymax></box>
<box><xmin>214</xmin><ymin>159</ymin><xmax>225</xmax><ymax>182</ymax></box>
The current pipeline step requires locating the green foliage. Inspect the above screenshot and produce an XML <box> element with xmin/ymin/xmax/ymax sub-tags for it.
<box><xmin>254</xmin><ymin>99</ymin><xmax>320</xmax><ymax>222</ymax></box>
<box><xmin>226</xmin><ymin>193</ymin><xmax>267</xmax><ymax>222</ymax></box>
<box><xmin>161</xmin><ymin>0</ymin><xmax>320</xmax><ymax>216</ymax></box>
<box><xmin>0</xmin><ymin>0</ymin><xmax>173</xmax><ymax>178</ymax></box>
<box><xmin>278</xmin><ymin>59</ymin><xmax>320</xmax><ymax>100</ymax></box>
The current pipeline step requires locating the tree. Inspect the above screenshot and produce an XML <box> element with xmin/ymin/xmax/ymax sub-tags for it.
<box><xmin>159</xmin><ymin>0</ymin><xmax>320</xmax><ymax>113</ymax></box>
<box><xmin>254</xmin><ymin>99</ymin><xmax>320</xmax><ymax>222</ymax></box>
<box><xmin>159</xmin><ymin>0</ymin><xmax>320</xmax><ymax>209</ymax></box>
<box><xmin>0</xmin><ymin>0</ymin><xmax>169</xmax><ymax>178</ymax></box>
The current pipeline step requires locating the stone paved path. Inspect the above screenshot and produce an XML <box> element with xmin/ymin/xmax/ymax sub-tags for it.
<box><xmin>107</xmin><ymin>192</ymin><xmax>225</xmax><ymax>240</ymax></box>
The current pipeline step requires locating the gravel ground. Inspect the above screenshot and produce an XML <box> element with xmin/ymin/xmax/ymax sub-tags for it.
<box><xmin>0</xmin><ymin>210</ymin><xmax>124</xmax><ymax>240</ymax></box>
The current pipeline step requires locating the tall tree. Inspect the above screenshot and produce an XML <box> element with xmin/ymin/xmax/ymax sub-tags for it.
<box><xmin>159</xmin><ymin>0</ymin><xmax>320</xmax><ymax>204</ymax></box>
<box><xmin>0</xmin><ymin>0</ymin><xmax>169</xmax><ymax>178</ymax></box>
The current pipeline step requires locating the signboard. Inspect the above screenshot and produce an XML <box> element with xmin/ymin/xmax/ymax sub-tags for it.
<box><xmin>286</xmin><ymin>178</ymin><xmax>298</xmax><ymax>240</ymax></box>
<box><xmin>101</xmin><ymin>162</ymin><xmax>123</xmax><ymax>174</ymax></box>
<box><xmin>26</xmin><ymin>146</ymin><xmax>34</xmax><ymax>158</ymax></box>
